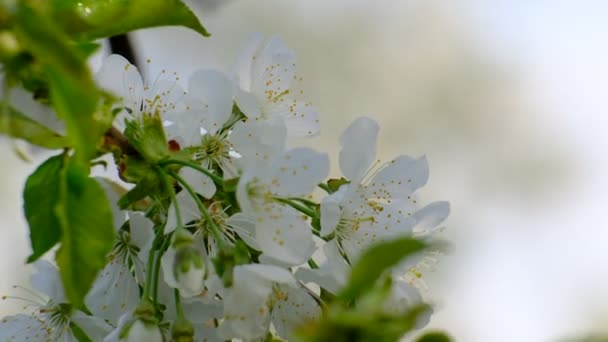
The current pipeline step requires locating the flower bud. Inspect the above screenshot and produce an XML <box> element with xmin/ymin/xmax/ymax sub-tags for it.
<box><xmin>162</xmin><ymin>229</ymin><xmax>206</xmax><ymax>297</ymax></box>
<box><xmin>171</xmin><ymin>317</ymin><xmax>195</xmax><ymax>342</ymax></box>
<box><xmin>121</xmin><ymin>319</ymin><xmax>163</xmax><ymax>342</ymax></box>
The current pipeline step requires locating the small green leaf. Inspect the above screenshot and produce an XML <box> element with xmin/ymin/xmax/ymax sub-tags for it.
<box><xmin>52</xmin><ymin>0</ymin><xmax>210</xmax><ymax>39</ymax></box>
<box><xmin>327</xmin><ymin>177</ymin><xmax>350</xmax><ymax>193</ymax></box>
<box><xmin>339</xmin><ymin>237</ymin><xmax>427</xmax><ymax>302</ymax></box>
<box><xmin>416</xmin><ymin>331</ymin><xmax>452</xmax><ymax>342</ymax></box>
<box><xmin>55</xmin><ymin>160</ymin><xmax>115</xmax><ymax>307</ymax></box>
<box><xmin>24</xmin><ymin>154</ymin><xmax>65</xmax><ymax>263</ymax></box>
<box><xmin>0</xmin><ymin>105</ymin><xmax>68</xmax><ymax>149</ymax></box>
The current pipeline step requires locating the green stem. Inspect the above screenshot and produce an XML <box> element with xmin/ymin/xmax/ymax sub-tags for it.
<box><xmin>159</xmin><ymin>159</ymin><xmax>223</xmax><ymax>185</ymax></box>
<box><xmin>152</xmin><ymin>233</ymin><xmax>172</xmax><ymax>305</ymax></box>
<box><xmin>159</xmin><ymin>168</ymin><xmax>183</xmax><ymax>230</ymax></box>
<box><xmin>274</xmin><ymin>197</ymin><xmax>317</xmax><ymax>218</ymax></box>
<box><xmin>288</xmin><ymin>197</ymin><xmax>318</xmax><ymax>207</ymax></box>
<box><xmin>307</xmin><ymin>258</ymin><xmax>319</xmax><ymax>269</ymax></box>
<box><xmin>143</xmin><ymin>224</ymin><xmax>165</xmax><ymax>300</ymax></box>
<box><xmin>168</xmin><ymin>170</ymin><xmax>228</xmax><ymax>248</ymax></box>
<box><xmin>174</xmin><ymin>289</ymin><xmax>185</xmax><ymax>320</ymax></box>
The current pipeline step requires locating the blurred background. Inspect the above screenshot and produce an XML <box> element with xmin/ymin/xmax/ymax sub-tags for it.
<box><xmin>1</xmin><ymin>1</ymin><xmax>607</xmax><ymax>341</ymax></box>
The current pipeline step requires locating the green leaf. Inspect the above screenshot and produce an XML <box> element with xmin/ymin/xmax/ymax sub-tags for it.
<box><xmin>15</xmin><ymin>3</ymin><xmax>102</xmax><ymax>164</ymax></box>
<box><xmin>52</xmin><ymin>0</ymin><xmax>210</xmax><ymax>39</ymax></box>
<box><xmin>0</xmin><ymin>105</ymin><xmax>68</xmax><ymax>149</ymax></box>
<box><xmin>55</xmin><ymin>160</ymin><xmax>115</xmax><ymax>307</ymax></box>
<box><xmin>327</xmin><ymin>177</ymin><xmax>350</xmax><ymax>193</ymax></box>
<box><xmin>416</xmin><ymin>331</ymin><xmax>452</xmax><ymax>342</ymax></box>
<box><xmin>23</xmin><ymin>154</ymin><xmax>65</xmax><ymax>263</ymax></box>
<box><xmin>339</xmin><ymin>237</ymin><xmax>427</xmax><ymax>302</ymax></box>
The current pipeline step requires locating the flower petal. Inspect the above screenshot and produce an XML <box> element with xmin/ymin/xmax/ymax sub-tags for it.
<box><xmin>30</xmin><ymin>260</ymin><xmax>64</xmax><ymax>303</ymax></box>
<box><xmin>413</xmin><ymin>201</ymin><xmax>450</xmax><ymax>235</ymax></box>
<box><xmin>179</xmin><ymin>166</ymin><xmax>216</xmax><ymax>199</ymax></box>
<box><xmin>254</xmin><ymin>205</ymin><xmax>316</xmax><ymax>266</ymax></box>
<box><xmin>272</xmin><ymin>284</ymin><xmax>321</xmax><ymax>341</ymax></box>
<box><xmin>271</xmin><ymin>147</ymin><xmax>329</xmax><ymax>197</ymax></box>
<box><xmin>339</xmin><ymin>117</ymin><xmax>379</xmax><ymax>183</ymax></box>
<box><xmin>188</xmin><ymin>70</ymin><xmax>234</xmax><ymax>135</ymax></box>
<box><xmin>365</xmin><ymin>155</ymin><xmax>429</xmax><ymax>202</ymax></box>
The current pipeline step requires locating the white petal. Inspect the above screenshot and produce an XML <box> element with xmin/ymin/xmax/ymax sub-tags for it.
<box><xmin>365</xmin><ymin>155</ymin><xmax>429</xmax><ymax>201</ymax></box>
<box><xmin>320</xmin><ymin>190</ymin><xmax>345</xmax><ymax>237</ymax></box>
<box><xmin>163</xmin><ymin>110</ymin><xmax>203</xmax><ymax>148</ymax></box>
<box><xmin>188</xmin><ymin>69</ymin><xmax>234</xmax><ymax>135</ymax></box>
<box><xmin>233</xmin><ymin>32</ymin><xmax>264</xmax><ymax>92</ymax></box>
<box><xmin>340</xmin><ymin>201</ymin><xmax>415</xmax><ymax>263</ymax></box>
<box><xmin>281</xmin><ymin>99</ymin><xmax>320</xmax><ymax>137</ymax></box>
<box><xmin>230</xmin><ymin>119</ymin><xmax>286</xmax><ymax>165</ymax></box>
<box><xmin>179</xmin><ymin>166</ymin><xmax>216</xmax><ymax>199</ymax></box>
<box><xmin>254</xmin><ymin>206</ymin><xmax>316</xmax><ymax>266</ymax></box>
<box><xmin>251</xmin><ymin>36</ymin><xmax>296</xmax><ymax>101</ymax></box>
<box><xmin>272</xmin><ymin>284</ymin><xmax>321</xmax><ymax>340</ymax></box>
<box><xmin>339</xmin><ymin>117</ymin><xmax>379</xmax><ymax>183</ymax></box>
<box><xmin>160</xmin><ymin>247</ymin><xmax>179</xmax><ymax>289</ymax></box>
<box><xmin>166</xmin><ymin>191</ymin><xmax>201</xmax><ymax>233</ymax></box>
<box><xmin>96</xmin><ymin>55</ymin><xmax>144</xmax><ymax>115</ymax></box>
<box><xmin>96</xmin><ymin>177</ymin><xmax>128</xmax><ymax>230</ymax></box>
<box><xmin>413</xmin><ymin>201</ymin><xmax>450</xmax><ymax>235</ymax></box>
<box><xmin>30</xmin><ymin>260</ymin><xmax>64</xmax><ymax>303</ymax></box>
<box><xmin>234</xmin><ymin>87</ymin><xmax>261</xmax><ymax>119</ymax></box>
<box><xmin>143</xmin><ymin>79</ymin><xmax>185</xmax><ymax>116</ymax></box>
<box><xmin>226</xmin><ymin>212</ymin><xmax>259</xmax><ymax>250</ymax></box>
<box><xmin>124</xmin><ymin>320</ymin><xmax>163</xmax><ymax>342</ymax></box>
<box><xmin>8</xmin><ymin>86</ymin><xmax>65</xmax><ymax>134</ymax></box>
<box><xmin>218</xmin><ymin>267</ymin><xmax>272</xmax><ymax>340</ymax></box>
<box><xmin>85</xmin><ymin>259</ymin><xmax>139</xmax><ymax>325</ymax></box>
<box><xmin>295</xmin><ymin>240</ymin><xmax>349</xmax><ymax>294</ymax></box>
<box><xmin>271</xmin><ymin>148</ymin><xmax>329</xmax><ymax>197</ymax></box>
<box><xmin>238</xmin><ymin>264</ymin><xmax>295</xmax><ymax>285</ymax></box>
<box><xmin>71</xmin><ymin>311</ymin><xmax>113</xmax><ymax>340</ymax></box>
<box><xmin>0</xmin><ymin>314</ymin><xmax>48</xmax><ymax>342</ymax></box>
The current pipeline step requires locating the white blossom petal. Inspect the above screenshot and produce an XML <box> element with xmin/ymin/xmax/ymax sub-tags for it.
<box><xmin>413</xmin><ymin>201</ymin><xmax>450</xmax><ymax>235</ymax></box>
<box><xmin>254</xmin><ymin>205</ymin><xmax>315</xmax><ymax>266</ymax></box>
<box><xmin>365</xmin><ymin>155</ymin><xmax>429</xmax><ymax>202</ymax></box>
<box><xmin>86</xmin><ymin>258</ymin><xmax>139</xmax><ymax>325</ymax></box>
<box><xmin>0</xmin><ymin>314</ymin><xmax>48</xmax><ymax>342</ymax></box>
<box><xmin>179</xmin><ymin>166</ymin><xmax>216</xmax><ymax>199</ymax></box>
<box><xmin>271</xmin><ymin>284</ymin><xmax>321</xmax><ymax>341</ymax></box>
<box><xmin>270</xmin><ymin>147</ymin><xmax>329</xmax><ymax>197</ymax></box>
<box><xmin>339</xmin><ymin>117</ymin><xmax>379</xmax><ymax>183</ymax></box>
<box><xmin>71</xmin><ymin>311</ymin><xmax>113</xmax><ymax>340</ymax></box>
<box><xmin>166</xmin><ymin>191</ymin><xmax>201</xmax><ymax>233</ymax></box>
<box><xmin>188</xmin><ymin>70</ymin><xmax>234</xmax><ymax>135</ymax></box>
<box><xmin>30</xmin><ymin>260</ymin><xmax>64</xmax><ymax>303</ymax></box>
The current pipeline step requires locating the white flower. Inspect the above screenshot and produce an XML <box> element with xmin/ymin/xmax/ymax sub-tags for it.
<box><xmin>235</xmin><ymin>148</ymin><xmax>329</xmax><ymax>266</ymax></box>
<box><xmin>0</xmin><ymin>261</ymin><xmax>112</xmax><ymax>342</ymax></box>
<box><xmin>96</xmin><ymin>54</ymin><xmax>185</xmax><ymax>132</ymax></box>
<box><xmin>161</xmin><ymin>229</ymin><xmax>206</xmax><ymax>298</ymax></box>
<box><xmin>123</xmin><ymin>320</ymin><xmax>163</xmax><ymax>342</ymax></box>
<box><xmin>164</xmin><ymin>69</ymin><xmax>236</xmax><ymax>185</ymax></box>
<box><xmin>320</xmin><ymin>117</ymin><xmax>446</xmax><ymax>262</ymax></box>
<box><xmin>218</xmin><ymin>264</ymin><xmax>320</xmax><ymax>340</ymax></box>
<box><xmin>86</xmin><ymin>213</ymin><xmax>154</xmax><ymax>325</ymax></box>
<box><xmin>104</xmin><ymin>313</ymin><xmax>163</xmax><ymax>342</ymax></box>
<box><xmin>234</xmin><ymin>34</ymin><xmax>320</xmax><ymax>138</ymax></box>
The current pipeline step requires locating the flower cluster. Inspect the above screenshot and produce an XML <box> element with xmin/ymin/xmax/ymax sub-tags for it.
<box><xmin>1</xmin><ymin>34</ymin><xmax>449</xmax><ymax>341</ymax></box>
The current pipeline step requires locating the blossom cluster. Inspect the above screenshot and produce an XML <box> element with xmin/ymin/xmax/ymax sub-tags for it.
<box><xmin>1</xmin><ymin>34</ymin><xmax>449</xmax><ymax>342</ymax></box>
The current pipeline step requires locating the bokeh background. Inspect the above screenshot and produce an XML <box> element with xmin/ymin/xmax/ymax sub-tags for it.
<box><xmin>2</xmin><ymin>1</ymin><xmax>607</xmax><ymax>341</ymax></box>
